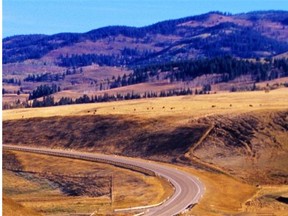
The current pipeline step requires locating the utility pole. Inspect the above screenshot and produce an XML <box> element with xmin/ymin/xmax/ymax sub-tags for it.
<box><xmin>110</xmin><ymin>175</ymin><xmax>113</xmax><ymax>207</ymax></box>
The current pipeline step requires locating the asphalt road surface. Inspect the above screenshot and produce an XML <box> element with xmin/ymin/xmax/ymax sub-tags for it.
<box><xmin>3</xmin><ymin>145</ymin><xmax>205</xmax><ymax>216</ymax></box>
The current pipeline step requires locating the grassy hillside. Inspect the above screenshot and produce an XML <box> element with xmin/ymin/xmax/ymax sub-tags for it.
<box><xmin>3</xmin><ymin>90</ymin><xmax>288</xmax><ymax>183</ymax></box>
<box><xmin>4</xmin><ymin>110</ymin><xmax>288</xmax><ymax>184</ymax></box>
<box><xmin>3</xmin><ymin>115</ymin><xmax>207</xmax><ymax>159</ymax></box>
<box><xmin>3</xmin><ymin>90</ymin><xmax>288</xmax><ymax>215</ymax></box>
<box><xmin>191</xmin><ymin>110</ymin><xmax>288</xmax><ymax>184</ymax></box>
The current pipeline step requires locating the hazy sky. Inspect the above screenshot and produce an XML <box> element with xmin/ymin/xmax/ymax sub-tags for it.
<box><xmin>3</xmin><ymin>0</ymin><xmax>288</xmax><ymax>38</ymax></box>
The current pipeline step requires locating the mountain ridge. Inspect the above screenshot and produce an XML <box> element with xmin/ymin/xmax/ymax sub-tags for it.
<box><xmin>3</xmin><ymin>10</ymin><xmax>288</xmax><ymax>65</ymax></box>
<box><xmin>4</xmin><ymin>10</ymin><xmax>288</xmax><ymax>39</ymax></box>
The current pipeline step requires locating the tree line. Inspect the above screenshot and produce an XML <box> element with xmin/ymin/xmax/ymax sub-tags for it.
<box><xmin>24</xmin><ymin>68</ymin><xmax>82</xmax><ymax>82</ymax></box>
<box><xmin>24</xmin><ymin>73</ymin><xmax>65</xmax><ymax>82</ymax></box>
<box><xmin>29</xmin><ymin>88</ymin><xmax>198</xmax><ymax>108</ymax></box>
<box><xmin>108</xmin><ymin>56</ymin><xmax>288</xmax><ymax>89</ymax></box>
<box><xmin>28</xmin><ymin>84</ymin><xmax>61</xmax><ymax>100</ymax></box>
<box><xmin>57</xmin><ymin>48</ymin><xmax>153</xmax><ymax>67</ymax></box>
<box><xmin>5</xmin><ymin>81</ymin><xmax>288</xmax><ymax>109</ymax></box>
<box><xmin>3</xmin><ymin>78</ymin><xmax>21</xmax><ymax>86</ymax></box>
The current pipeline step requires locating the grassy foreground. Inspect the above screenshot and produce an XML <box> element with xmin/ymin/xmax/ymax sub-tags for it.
<box><xmin>3</xmin><ymin>151</ymin><xmax>173</xmax><ymax>215</ymax></box>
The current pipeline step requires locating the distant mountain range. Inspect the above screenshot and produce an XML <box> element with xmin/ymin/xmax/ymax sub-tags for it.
<box><xmin>3</xmin><ymin>11</ymin><xmax>288</xmax><ymax>65</ymax></box>
<box><xmin>3</xmin><ymin>11</ymin><xmax>288</xmax><ymax>107</ymax></box>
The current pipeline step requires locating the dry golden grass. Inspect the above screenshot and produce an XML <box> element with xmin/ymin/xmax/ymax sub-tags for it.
<box><xmin>3</xmin><ymin>89</ymin><xmax>288</xmax><ymax>215</ymax></box>
<box><xmin>145</xmin><ymin>161</ymin><xmax>256</xmax><ymax>216</ymax></box>
<box><xmin>189</xmin><ymin>173</ymin><xmax>255</xmax><ymax>215</ymax></box>
<box><xmin>6</xmin><ymin>151</ymin><xmax>286</xmax><ymax>216</ymax></box>
<box><xmin>256</xmin><ymin>77</ymin><xmax>288</xmax><ymax>88</ymax></box>
<box><xmin>189</xmin><ymin>109</ymin><xmax>288</xmax><ymax>185</ymax></box>
<box><xmin>3</xmin><ymin>88</ymin><xmax>288</xmax><ymax>121</ymax></box>
<box><xmin>2</xmin><ymin>84</ymin><xmax>21</xmax><ymax>92</ymax></box>
<box><xmin>52</xmin><ymin>80</ymin><xmax>182</xmax><ymax>101</ymax></box>
<box><xmin>3</xmin><ymin>151</ymin><xmax>173</xmax><ymax>215</ymax></box>
<box><xmin>244</xmin><ymin>185</ymin><xmax>288</xmax><ymax>215</ymax></box>
<box><xmin>3</xmin><ymin>196</ymin><xmax>42</xmax><ymax>216</ymax></box>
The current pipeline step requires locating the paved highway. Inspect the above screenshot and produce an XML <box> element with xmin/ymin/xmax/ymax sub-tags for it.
<box><xmin>3</xmin><ymin>145</ymin><xmax>205</xmax><ymax>216</ymax></box>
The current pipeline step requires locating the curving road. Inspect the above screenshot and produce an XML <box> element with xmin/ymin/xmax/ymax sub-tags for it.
<box><xmin>3</xmin><ymin>145</ymin><xmax>205</xmax><ymax>216</ymax></box>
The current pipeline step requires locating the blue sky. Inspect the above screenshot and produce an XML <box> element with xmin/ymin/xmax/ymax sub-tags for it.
<box><xmin>3</xmin><ymin>0</ymin><xmax>288</xmax><ymax>38</ymax></box>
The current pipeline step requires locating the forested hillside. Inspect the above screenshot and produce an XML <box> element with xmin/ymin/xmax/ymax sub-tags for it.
<box><xmin>3</xmin><ymin>11</ymin><xmax>288</xmax><ymax>65</ymax></box>
<box><xmin>3</xmin><ymin>11</ymin><xmax>288</xmax><ymax>109</ymax></box>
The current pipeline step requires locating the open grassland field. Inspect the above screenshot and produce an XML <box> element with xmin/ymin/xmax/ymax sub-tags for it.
<box><xmin>3</xmin><ymin>89</ymin><xmax>288</xmax><ymax>215</ymax></box>
<box><xmin>3</xmin><ymin>150</ymin><xmax>173</xmax><ymax>216</ymax></box>
<box><xmin>4</xmin><ymin>76</ymin><xmax>288</xmax><ymax>105</ymax></box>
<box><xmin>51</xmin><ymin>80</ymin><xmax>183</xmax><ymax>101</ymax></box>
<box><xmin>3</xmin><ymin>88</ymin><xmax>288</xmax><ymax>121</ymax></box>
<box><xmin>256</xmin><ymin>77</ymin><xmax>288</xmax><ymax>88</ymax></box>
<box><xmin>3</xmin><ymin>196</ymin><xmax>42</xmax><ymax>216</ymax></box>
